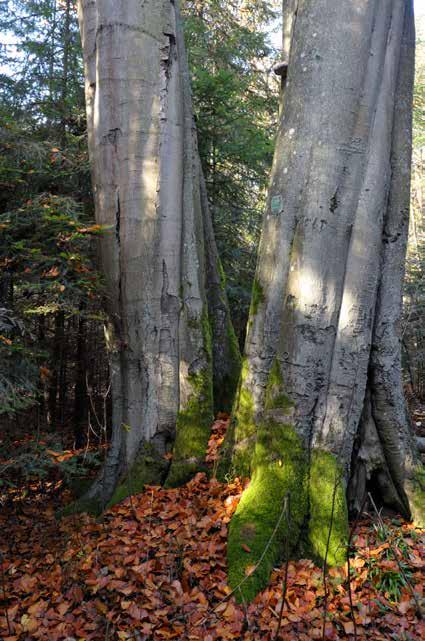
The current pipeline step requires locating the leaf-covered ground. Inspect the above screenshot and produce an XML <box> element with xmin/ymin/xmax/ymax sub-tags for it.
<box><xmin>0</xmin><ymin>419</ymin><xmax>424</xmax><ymax>641</ymax></box>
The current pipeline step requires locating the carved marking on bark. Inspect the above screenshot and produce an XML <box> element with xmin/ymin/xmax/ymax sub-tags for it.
<box><xmin>103</xmin><ymin>128</ymin><xmax>122</xmax><ymax>146</ymax></box>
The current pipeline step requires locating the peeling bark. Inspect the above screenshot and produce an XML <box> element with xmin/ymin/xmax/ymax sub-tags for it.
<box><xmin>223</xmin><ymin>0</ymin><xmax>424</xmax><ymax>602</ymax></box>
<box><xmin>70</xmin><ymin>0</ymin><xmax>240</xmax><ymax>513</ymax></box>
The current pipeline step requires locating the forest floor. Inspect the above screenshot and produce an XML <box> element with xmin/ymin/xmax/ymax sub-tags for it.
<box><xmin>0</xmin><ymin>418</ymin><xmax>424</xmax><ymax>641</ymax></box>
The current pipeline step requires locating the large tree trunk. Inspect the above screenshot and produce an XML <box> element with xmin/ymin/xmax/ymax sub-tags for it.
<box><xmin>72</xmin><ymin>0</ymin><xmax>240</xmax><ymax>514</ymax></box>
<box><xmin>221</xmin><ymin>0</ymin><xmax>424</xmax><ymax>602</ymax></box>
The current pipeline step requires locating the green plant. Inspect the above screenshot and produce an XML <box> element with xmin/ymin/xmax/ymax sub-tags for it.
<box><xmin>0</xmin><ymin>435</ymin><xmax>102</xmax><ymax>492</ymax></box>
<box><xmin>365</xmin><ymin>523</ymin><xmax>414</xmax><ymax>603</ymax></box>
<box><xmin>367</xmin><ymin>560</ymin><xmax>411</xmax><ymax>603</ymax></box>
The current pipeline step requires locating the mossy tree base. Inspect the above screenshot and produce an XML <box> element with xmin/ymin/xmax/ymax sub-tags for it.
<box><xmin>227</xmin><ymin>439</ymin><xmax>349</xmax><ymax>603</ymax></box>
<box><xmin>227</xmin><ymin>420</ymin><xmax>308</xmax><ymax>602</ymax></box>
<box><xmin>226</xmin><ymin>359</ymin><xmax>348</xmax><ymax>603</ymax></box>
<box><xmin>218</xmin><ymin>280</ymin><xmax>266</xmax><ymax>478</ymax></box>
<box><xmin>58</xmin><ymin>443</ymin><xmax>168</xmax><ymax>518</ymax></box>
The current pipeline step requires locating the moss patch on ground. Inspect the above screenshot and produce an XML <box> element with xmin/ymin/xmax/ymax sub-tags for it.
<box><xmin>227</xmin><ymin>420</ymin><xmax>308</xmax><ymax>602</ymax></box>
<box><xmin>308</xmin><ymin>450</ymin><xmax>348</xmax><ymax>566</ymax></box>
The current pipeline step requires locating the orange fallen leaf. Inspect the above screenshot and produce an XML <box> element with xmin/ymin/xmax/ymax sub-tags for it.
<box><xmin>223</xmin><ymin>602</ymin><xmax>236</xmax><ymax>620</ymax></box>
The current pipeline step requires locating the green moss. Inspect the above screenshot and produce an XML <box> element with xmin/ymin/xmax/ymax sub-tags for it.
<box><xmin>405</xmin><ymin>465</ymin><xmax>425</xmax><ymax>528</ymax></box>
<box><xmin>166</xmin><ymin>363</ymin><xmax>214</xmax><ymax>487</ymax></box>
<box><xmin>206</xmin><ymin>256</ymin><xmax>241</xmax><ymax>413</ymax></box>
<box><xmin>264</xmin><ymin>359</ymin><xmax>294</xmax><ymax>413</ymax></box>
<box><xmin>107</xmin><ymin>443</ymin><xmax>168</xmax><ymax>509</ymax></box>
<box><xmin>217</xmin><ymin>258</ymin><xmax>227</xmax><ymax>290</ymax></box>
<box><xmin>250</xmin><ymin>278</ymin><xmax>264</xmax><ymax>317</ymax></box>
<box><xmin>227</xmin><ymin>420</ymin><xmax>308</xmax><ymax>602</ymax></box>
<box><xmin>308</xmin><ymin>450</ymin><xmax>348</xmax><ymax>566</ymax></box>
<box><xmin>218</xmin><ymin>357</ymin><xmax>293</xmax><ymax>481</ymax></box>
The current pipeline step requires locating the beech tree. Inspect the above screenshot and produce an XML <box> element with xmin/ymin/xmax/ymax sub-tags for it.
<box><xmin>221</xmin><ymin>0</ymin><xmax>425</xmax><ymax>600</ymax></box>
<box><xmin>72</xmin><ymin>0</ymin><xmax>240</xmax><ymax>512</ymax></box>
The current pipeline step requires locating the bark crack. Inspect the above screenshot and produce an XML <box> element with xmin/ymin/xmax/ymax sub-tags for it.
<box><xmin>115</xmin><ymin>188</ymin><xmax>121</xmax><ymax>247</ymax></box>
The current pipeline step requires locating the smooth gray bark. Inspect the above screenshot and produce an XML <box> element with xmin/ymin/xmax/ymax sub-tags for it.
<box><xmin>225</xmin><ymin>0</ymin><xmax>424</xmax><ymax>602</ymax></box>
<box><xmin>74</xmin><ymin>0</ymin><xmax>239</xmax><ymax>510</ymax></box>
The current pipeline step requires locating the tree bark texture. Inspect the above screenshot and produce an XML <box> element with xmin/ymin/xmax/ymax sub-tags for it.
<box><xmin>73</xmin><ymin>0</ymin><xmax>240</xmax><ymax>513</ymax></box>
<box><xmin>221</xmin><ymin>0</ymin><xmax>424</xmax><ymax>602</ymax></box>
